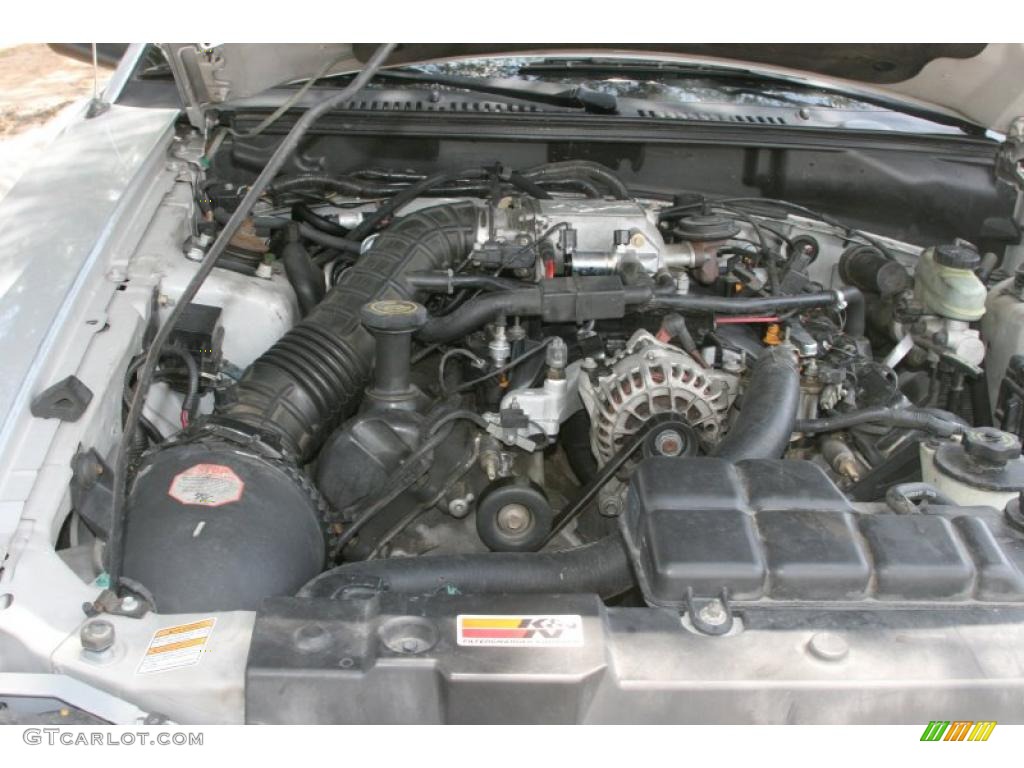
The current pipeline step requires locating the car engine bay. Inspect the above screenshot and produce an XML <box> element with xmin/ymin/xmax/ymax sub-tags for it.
<box><xmin>12</xmin><ymin>73</ymin><xmax>1024</xmax><ymax>721</ymax></box>
<box><xmin>71</xmin><ymin>131</ymin><xmax>1024</xmax><ymax>621</ymax></box>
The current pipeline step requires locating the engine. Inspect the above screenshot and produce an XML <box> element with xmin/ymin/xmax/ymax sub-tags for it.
<box><xmin>104</xmin><ymin>159</ymin><xmax>1024</xmax><ymax>615</ymax></box>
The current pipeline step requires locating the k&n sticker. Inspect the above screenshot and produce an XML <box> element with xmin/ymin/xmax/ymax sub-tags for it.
<box><xmin>456</xmin><ymin>614</ymin><xmax>583</xmax><ymax>647</ymax></box>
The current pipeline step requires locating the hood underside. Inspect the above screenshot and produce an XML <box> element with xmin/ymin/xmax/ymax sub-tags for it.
<box><xmin>163</xmin><ymin>43</ymin><xmax>1023</xmax><ymax>134</ymax></box>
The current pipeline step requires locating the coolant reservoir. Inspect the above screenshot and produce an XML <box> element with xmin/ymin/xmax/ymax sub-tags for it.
<box><xmin>914</xmin><ymin>243</ymin><xmax>987</xmax><ymax>321</ymax></box>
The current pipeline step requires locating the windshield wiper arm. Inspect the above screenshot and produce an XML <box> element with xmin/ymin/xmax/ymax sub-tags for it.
<box><xmin>372</xmin><ymin>69</ymin><xmax>618</xmax><ymax>114</ymax></box>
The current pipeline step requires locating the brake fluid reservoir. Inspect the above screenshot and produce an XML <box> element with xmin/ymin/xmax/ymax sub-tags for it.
<box><xmin>914</xmin><ymin>243</ymin><xmax>987</xmax><ymax>320</ymax></box>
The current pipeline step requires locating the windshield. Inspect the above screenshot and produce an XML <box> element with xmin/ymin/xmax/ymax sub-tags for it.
<box><xmin>413</xmin><ymin>56</ymin><xmax>874</xmax><ymax>110</ymax></box>
<box><xmin>402</xmin><ymin>55</ymin><xmax>966</xmax><ymax>134</ymax></box>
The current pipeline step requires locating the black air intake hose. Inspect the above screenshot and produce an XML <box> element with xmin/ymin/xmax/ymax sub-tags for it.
<box><xmin>212</xmin><ymin>202</ymin><xmax>480</xmax><ymax>460</ymax></box>
<box><xmin>304</xmin><ymin>345</ymin><xmax>802</xmax><ymax>599</ymax></box>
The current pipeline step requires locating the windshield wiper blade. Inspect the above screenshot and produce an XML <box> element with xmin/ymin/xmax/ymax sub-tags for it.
<box><xmin>372</xmin><ymin>69</ymin><xmax>618</xmax><ymax>114</ymax></box>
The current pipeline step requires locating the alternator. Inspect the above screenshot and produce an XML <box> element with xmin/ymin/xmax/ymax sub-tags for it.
<box><xmin>579</xmin><ymin>330</ymin><xmax>735</xmax><ymax>463</ymax></box>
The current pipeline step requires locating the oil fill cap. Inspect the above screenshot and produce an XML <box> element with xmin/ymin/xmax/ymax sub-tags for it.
<box><xmin>360</xmin><ymin>299</ymin><xmax>427</xmax><ymax>333</ymax></box>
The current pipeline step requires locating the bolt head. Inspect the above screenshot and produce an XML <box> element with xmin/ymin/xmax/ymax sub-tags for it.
<box><xmin>654</xmin><ymin>430</ymin><xmax>684</xmax><ymax>457</ymax></box>
<box><xmin>80</xmin><ymin>620</ymin><xmax>115</xmax><ymax>653</ymax></box>
<box><xmin>496</xmin><ymin>503</ymin><xmax>531</xmax><ymax>533</ymax></box>
<box><xmin>120</xmin><ymin>595</ymin><xmax>140</xmax><ymax>613</ymax></box>
<box><xmin>697</xmin><ymin>600</ymin><xmax>727</xmax><ymax>627</ymax></box>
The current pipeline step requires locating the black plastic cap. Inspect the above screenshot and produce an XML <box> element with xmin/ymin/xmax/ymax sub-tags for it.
<box><xmin>964</xmin><ymin>427</ymin><xmax>1022</xmax><ymax>466</ymax></box>
<box><xmin>934</xmin><ymin>243</ymin><xmax>982</xmax><ymax>270</ymax></box>
<box><xmin>360</xmin><ymin>300</ymin><xmax>427</xmax><ymax>333</ymax></box>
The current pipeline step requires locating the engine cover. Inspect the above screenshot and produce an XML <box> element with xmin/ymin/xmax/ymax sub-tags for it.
<box><xmin>621</xmin><ymin>457</ymin><xmax>1024</xmax><ymax>608</ymax></box>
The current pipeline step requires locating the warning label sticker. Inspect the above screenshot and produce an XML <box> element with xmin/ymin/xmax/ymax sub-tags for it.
<box><xmin>168</xmin><ymin>464</ymin><xmax>244</xmax><ymax>507</ymax></box>
<box><xmin>456</xmin><ymin>614</ymin><xmax>583</xmax><ymax>647</ymax></box>
<box><xmin>137</xmin><ymin>618</ymin><xmax>216</xmax><ymax>675</ymax></box>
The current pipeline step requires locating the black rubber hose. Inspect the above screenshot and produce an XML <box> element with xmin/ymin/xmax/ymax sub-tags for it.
<box><xmin>839</xmin><ymin>245</ymin><xmax>912</xmax><ymax>297</ymax></box>
<box><xmin>212</xmin><ymin>202</ymin><xmax>480</xmax><ymax>461</ymax></box>
<box><xmin>270</xmin><ymin>174</ymin><xmax>408</xmax><ymax>198</ymax></box>
<box><xmin>297</xmin><ymin>224</ymin><xmax>363</xmax><ymax>253</ymax></box>
<box><xmin>212</xmin><ymin>207</ymin><xmax>363</xmax><ymax>254</ymax></box>
<box><xmin>292</xmin><ymin>203</ymin><xmax>350</xmax><ymax>237</ymax></box>
<box><xmin>712</xmin><ymin>346</ymin><xmax>801</xmax><ymax>462</ymax></box>
<box><xmin>842</xmin><ymin>285</ymin><xmax>866</xmax><ymax>337</ymax></box>
<box><xmin>280</xmin><ymin>225</ymin><xmax>325</xmax><ymax>315</ymax></box>
<box><xmin>507</xmin><ymin>171</ymin><xmax>552</xmax><ymax>200</ymax></box>
<box><xmin>418</xmin><ymin>289</ymin><xmax>542</xmax><ymax>343</ymax></box>
<box><xmin>650</xmin><ymin>289</ymin><xmax>850</xmax><ymax>316</ymax></box>
<box><xmin>523</xmin><ymin>161</ymin><xmax>630</xmax><ymax>199</ymax></box>
<box><xmin>345</xmin><ymin>168</ymin><xmax>490</xmax><ymax>242</ymax></box>
<box><xmin>795</xmin><ymin>406</ymin><xmax>967</xmax><ymax>438</ymax></box>
<box><xmin>405</xmin><ymin>271</ymin><xmax>528</xmax><ymax>293</ymax></box>
<box><xmin>418</xmin><ymin>283</ymin><xmax>654</xmax><ymax>344</ymax></box>
<box><xmin>161</xmin><ymin>345</ymin><xmax>201</xmax><ymax>424</ymax></box>
<box><xmin>542</xmin><ymin>177</ymin><xmax>603</xmax><ymax>198</ymax></box>
<box><xmin>300</xmin><ymin>532</ymin><xmax>635</xmax><ymax>600</ymax></box>
<box><xmin>271</xmin><ymin>170</ymin><xmax>552</xmax><ymax>202</ymax></box>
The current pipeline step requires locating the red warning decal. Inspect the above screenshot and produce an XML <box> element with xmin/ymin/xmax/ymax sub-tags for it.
<box><xmin>168</xmin><ymin>464</ymin><xmax>244</xmax><ymax>507</ymax></box>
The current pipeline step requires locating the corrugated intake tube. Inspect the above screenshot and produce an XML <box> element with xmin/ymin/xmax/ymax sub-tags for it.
<box><xmin>209</xmin><ymin>202</ymin><xmax>480</xmax><ymax>461</ymax></box>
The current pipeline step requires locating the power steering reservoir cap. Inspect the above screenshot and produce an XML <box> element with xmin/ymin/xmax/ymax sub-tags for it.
<box><xmin>934</xmin><ymin>242</ymin><xmax>982</xmax><ymax>270</ymax></box>
<box><xmin>360</xmin><ymin>299</ymin><xmax>428</xmax><ymax>333</ymax></box>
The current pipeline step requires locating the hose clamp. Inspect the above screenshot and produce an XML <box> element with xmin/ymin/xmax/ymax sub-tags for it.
<box><xmin>200</xmin><ymin>419</ymin><xmax>286</xmax><ymax>461</ymax></box>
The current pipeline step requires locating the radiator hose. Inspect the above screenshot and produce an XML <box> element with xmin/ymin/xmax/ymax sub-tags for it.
<box><xmin>302</xmin><ymin>345</ymin><xmax>802</xmax><ymax>600</ymax></box>
<box><xmin>712</xmin><ymin>346</ymin><xmax>801</xmax><ymax>461</ymax></box>
<box><xmin>299</xmin><ymin>535</ymin><xmax>634</xmax><ymax>600</ymax></box>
